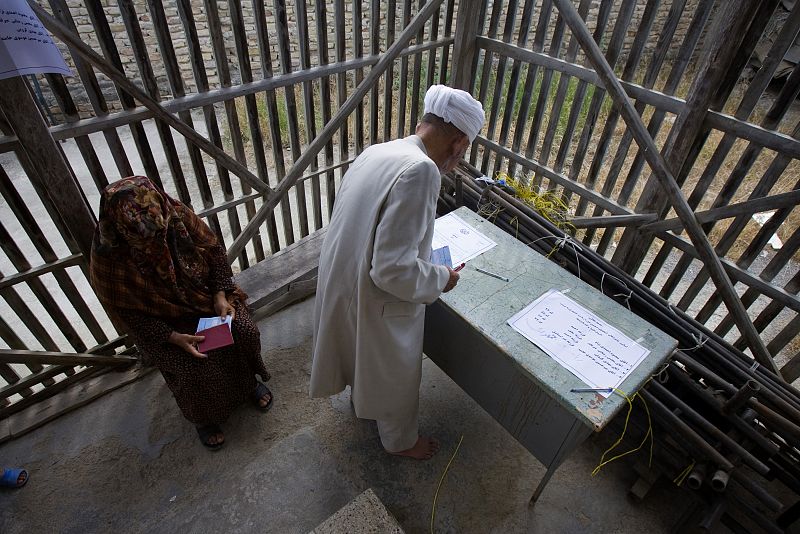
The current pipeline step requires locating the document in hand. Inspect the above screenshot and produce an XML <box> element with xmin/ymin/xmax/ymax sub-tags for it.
<box><xmin>196</xmin><ymin>315</ymin><xmax>234</xmax><ymax>352</ymax></box>
<box><xmin>430</xmin><ymin>245</ymin><xmax>453</xmax><ymax>268</ymax></box>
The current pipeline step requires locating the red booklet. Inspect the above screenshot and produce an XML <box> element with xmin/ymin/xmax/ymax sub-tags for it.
<box><xmin>196</xmin><ymin>323</ymin><xmax>234</xmax><ymax>353</ymax></box>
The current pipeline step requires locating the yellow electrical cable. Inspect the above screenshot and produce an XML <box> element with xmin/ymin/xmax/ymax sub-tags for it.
<box><xmin>591</xmin><ymin>388</ymin><xmax>653</xmax><ymax>476</ymax></box>
<box><xmin>430</xmin><ymin>435</ymin><xmax>464</xmax><ymax>534</ymax></box>
<box><xmin>673</xmin><ymin>460</ymin><xmax>696</xmax><ymax>486</ymax></box>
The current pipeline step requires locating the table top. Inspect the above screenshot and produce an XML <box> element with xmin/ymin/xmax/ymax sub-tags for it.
<box><xmin>437</xmin><ymin>207</ymin><xmax>677</xmax><ymax>431</ymax></box>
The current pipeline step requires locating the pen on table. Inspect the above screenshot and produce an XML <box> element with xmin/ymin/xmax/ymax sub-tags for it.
<box><xmin>454</xmin><ymin>262</ymin><xmax>465</xmax><ymax>272</ymax></box>
<box><xmin>474</xmin><ymin>267</ymin><xmax>510</xmax><ymax>282</ymax></box>
<box><xmin>570</xmin><ymin>387</ymin><xmax>613</xmax><ymax>393</ymax></box>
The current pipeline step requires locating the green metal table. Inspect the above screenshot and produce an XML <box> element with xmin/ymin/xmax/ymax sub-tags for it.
<box><xmin>424</xmin><ymin>207</ymin><xmax>677</xmax><ymax>505</ymax></box>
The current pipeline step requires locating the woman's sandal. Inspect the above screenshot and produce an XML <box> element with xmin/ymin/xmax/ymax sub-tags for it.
<box><xmin>254</xmin><ymin>382</ymin><xmax>274</xmax><ymax>413</ymax></box>
<box><xmin>0</xmin><ymin>468</ymin><xmax>28</xmax><ymax>488</ymax></box>
<box><xmin>195</xmin><ymin>424</ymin><xmax>225</xmax><ymax>451</ymax></box>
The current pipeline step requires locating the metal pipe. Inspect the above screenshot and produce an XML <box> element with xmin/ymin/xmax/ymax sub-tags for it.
<box><xmin>710</xmin><ymin>469</ymin><xmax>730</xmax><ymax>492</ymax></box>
<box><xmin>724</xmin><ymin>380</ymin><xmax>762</xmax><ymax>414</ymax></box>
<box><xmin>687</xmin><ymin>463</ymin><xmax>708</xmax><ymax>490</ymax></box>
<box><xmin>649</xmin><ymin>382</ymin><xmax>770</xmax><ymax>476</ymax></box>
<box><xmin>640</xmin><ymin>390</ymin><xmax>734</xmax><ymax>471</ymax></box>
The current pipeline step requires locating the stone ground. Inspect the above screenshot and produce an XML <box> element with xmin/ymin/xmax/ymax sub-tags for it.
<box><xmin>0</xmin><ymin>297</ymin><xmax>703</xmax><ymax>534</ymax></box>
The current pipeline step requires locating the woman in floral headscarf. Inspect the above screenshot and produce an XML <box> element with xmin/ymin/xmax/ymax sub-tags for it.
<box><xmin>90</xmin><ymin>176</ymin><xmax>272</xmax><ymax>450</ymax></box>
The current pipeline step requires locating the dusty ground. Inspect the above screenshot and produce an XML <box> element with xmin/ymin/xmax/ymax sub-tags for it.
<box><xmin>0</xmin><ymin>297</ymin><xmax>704</xmax><ymax>534</ymax></box>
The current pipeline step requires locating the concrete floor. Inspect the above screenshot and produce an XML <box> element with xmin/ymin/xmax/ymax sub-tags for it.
<box><xmin>0</xmin><ymin>297</ymin><xmax>696</xmax><ymax>533</ymax></box>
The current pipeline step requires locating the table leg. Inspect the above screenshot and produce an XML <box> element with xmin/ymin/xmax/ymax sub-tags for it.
<box><xmin>529</xmin><ymin>462</ymin><xmax>560</xmax><ymax>506</ymax></box>
<box><xmin>528</xmin><ymin>421</ymin><xmax>593</xmax><ymax>507</ymax></box>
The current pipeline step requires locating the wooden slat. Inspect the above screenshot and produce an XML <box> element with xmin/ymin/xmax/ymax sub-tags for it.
<box><xmin>118</xmin><ymin>0</ymin><xmax>191</xmax><ymax>203</ymax></box>
<box><xmin>612</xmin><ymin>0</ymin><xmax>772</xmax><ymax>274</ymax></box>
<box><xmin>424</xmin><ymin>0</ymin><xmax>441</xmax><ymax>91</ymax></box>
<box><xmin>582</xmin><ymin>0</ymin><xmax>660</xmax><ymax>245</ymax></box>
<box><xmin>369</xmin><ymin>0</ymin><xmax>380</xmax><ymax>146</ymax></box>
<box><xmin>32</xmin><ymin>3</ymin><xmax>274</xmax><ymax>198</ymax></box>
<box><xmin>0</xmin><ymin>350</ymin><xmax>136</xmax><ymax>367</ymax></box>
<box><xmin>227</xmin><ymin>0</ymin><xmax>446</xmax><ymax>260</ymax></box>
<box><xmin>229</xmin><ymin>0</ymin><xmax>271</xmax><ymax>259</ymax></box>
<box><xmin>569</xmin><ymin>0</ymin><xmax>637</xmax><ymax>210</ymax></box>
<box><xmin>0</xmin><ymin>255</ymin><xmax>82</xmax><ymax>291</ymax></box>
<box><xmin>251</xmin><ymin>0</ymin><xmax>290</xmax><ymax>252</ymax></box>
<box><xmin>505</xmin><ymin>0</ymin><xmax>553</xmax><ymax>179</ymax></box>
<box><xmin>42</xmin><ymin>74</ymin><xmax>109</xmax><ymax>190</ymax></box>
<box><xmin>147</xmin><ymin>0</ymin><xmax>207</xmax><ymax>201</ymax></box>
<box><xmin>551</xmin><ymin>0</ymin><xmax>778</xmax><ymax>372</ymax></box>
<box><xmin>51</xmin><ymin>0</ymin><xmax>137</xmax><ymax>180</ymax></box>
<box><xmin>275</xmin><ymin>0</ymin><xmax>309</xmax><ymax>240</ymax></box>
<box><xmin>353</xmin><ymin>0</ymin><xmax>366</xmax><ymax>154</ymax></box>
<box><xmin>0</xmin><ymin>316</ymin><xmax>35</xmax><ymax>397</ymax></box>
<box><xmin>382</xmin><ymin>0</ymin><xmax>397</xmax><ymax>141</ymax></box>
<box><xmin>468</xmin><ymin>0</ymin><xmax>503</xmax><ymax>167</ymax></box>
<box><xmin>438</xmin><ymin>0</ymin><xmax>456</xmax><ymax>85</ymax></box>
<box><xmin>710</xmin><ymin>204</ymin><xmax>800</xmax><ymax>333</ymax></box>
<box><xmin>480</xmin><ymin>0</ymin><xmax>519</xmax><ymax>176</ymax></box>
<box><xmin>525</xmin><ymin>11</ymin><xmax>567</xmax><ymax>187</ymax></box>
<box><xmin>0</xmin><ymin>224</ymin><xmax>88</xmax><ymax>352</ymax></box>
<box><xmin>204</xmin><ymin>0</ymin><xmax>251</xmax><ymax>266</ymax></box>
<box><xmin>450</xmin><ymin>0</ymin><xmax>482</xmax><ymax>90</ymax></box>
<box><xmin>475</xmin><ymin>136</ymin><xmax>635</xmax><ymax>215</ymax></box>
<box><xmin>571</xmin><ymin>214</ymin><xmax>658</xmax><ymax>229</ymax></box>
<box><xmin>491</xmin><ymin>0</ymin><xmax>537</xmax><ymax>180</ymax></box>
<box><xmin>662</xmin><ymin>72</ymin><xmax>800</xmax><ymax>307</ymax></box>
<box><xmin>316</xmin><ymin>1</ymin><xmax>337</xmax><ymax>217</ymax></box>
<box><xmin>556</xmin><ymin>0</ymin><xmax>614</xmax><ymax>205</ymax></box>
<box><xmin>409</xmin><ymin>0</ymin><xmax>426</xmax><ymax>130</ymax></box>
<box><xmin>524</xmin><ymin>0</ymin><xmax>589</xmax><ymax>181</ymax></box>
<box><xmin>296</xmin><ymin>0</ymin><xmax>323</xmax><ymax>231</ymax></box>
<box><xmin>599</xmin><ymin>0</ymin><xmax>712</xmax><ymax>258</ymax></box>
<box><xmin>397</xmin><ymin>0</ymin><xmax>412</xmax><ymax>137</ymax></box>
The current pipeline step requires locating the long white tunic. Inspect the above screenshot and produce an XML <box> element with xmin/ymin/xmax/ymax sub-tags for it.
<box><xmin>310</xmin><ymin>135</ymin><xmax>450</xmax><ymax>422</ymax></box>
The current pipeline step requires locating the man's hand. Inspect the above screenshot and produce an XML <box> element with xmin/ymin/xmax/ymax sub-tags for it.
<box><xmin>443</xmin><ymin>267</ymin><xmax>460</xmax><ymax>293</ymax></box>
<box><xmin>169</xmin><ymin>331</ymin><xmax>207</xmax><ymax>359</ymax></box>
<box><xmin>213</xmin><ymin>290</ymin><xmax>235</xmax><ymax>321</ymax></box>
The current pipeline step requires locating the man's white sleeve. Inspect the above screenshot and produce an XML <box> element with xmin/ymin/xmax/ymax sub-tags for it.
<box><xmin>369</xmin><ymin>162</ymin><xmax>450</xmax><ymax>304</ymax></box>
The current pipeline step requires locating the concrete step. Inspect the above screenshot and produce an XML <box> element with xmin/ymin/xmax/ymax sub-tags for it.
<box><xmin>310</xmin><ymin>488</ymin><xmax>405</xmax><ymax>534</ymax></box>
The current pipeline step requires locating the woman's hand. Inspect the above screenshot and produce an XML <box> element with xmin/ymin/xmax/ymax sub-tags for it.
<box><xmin>213</xmin><ymin>291</ymin><xmax>235</xmax><ymax>322</ymax></box>
<box><xmin>168</xmin><ymin>331</ymin><xmax>207</xmax><ymax>359</ymax></box>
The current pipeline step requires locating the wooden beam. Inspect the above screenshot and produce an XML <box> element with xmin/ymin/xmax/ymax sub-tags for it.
<box><xmin>451</xmin><ymin>0</ymin><xmax>483</xmax><ymax>90</ymax></box>
<box><xmin>571</xmin><ymin>214</ymin><xmax>658</xmax><ymax>229</ymax></box>
<box><xmin>0</xmin><ymin>77</ymin><xmax>96</xmax><ymax>260</ymax></box>
<box><xmin>643</xmin><ymin>189</ymin><xmax>800</xmax><ymax>233</ymax></box>
<box><xmin>0</xmin><ymin>350</ymin><xmax>136</xmax><ymax>367</ymax></box>
<box><xmin>28</xmin><ymin>0</ymin><xmax>272</xmax><ymax>197</ymax></box>
<box><xmin>227</xmin><ymin>0</ymin><xmax>446</xmax><ymax>261</ymax></box>
<box><xmin>551</xmin><ymin>0</ymin><xmax>778</xmax><ymax>374</ymax></box>
<box><xmin>0</xmin><ymin>254</ymin><xmax>82</xmax><ymax>291</ymax></box>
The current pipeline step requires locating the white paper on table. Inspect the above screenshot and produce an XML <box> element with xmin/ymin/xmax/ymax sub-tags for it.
<box><xmin>432</xmin><ymin>212</ymin><xmax>497</xmax><ymax>266</ymax></box>
<box><xmin>197</xmin><ymin>315</ymin><xmax>233</xmax><ymax>332</ymax></box>
<box><xmin>507</xmin><ymin>289</ymin><xmax>650</xmax><ymax>397</ymax></box>
<box><xmin>0</xmin><ymin>0</ymin><xmax>72</xmax><ymax>80</ymax></box>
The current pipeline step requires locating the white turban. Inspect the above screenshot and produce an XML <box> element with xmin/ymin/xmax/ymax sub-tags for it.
<box><xmin>423</xmin><ymin>85</ymin><xmax>485</xmax><ymax>142</ymax></box>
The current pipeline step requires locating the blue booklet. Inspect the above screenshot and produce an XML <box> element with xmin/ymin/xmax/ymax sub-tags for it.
<box><xmin>430</xmin><ymin>245</ymin><xmax>453</xmax><ymax>268</ymax></box>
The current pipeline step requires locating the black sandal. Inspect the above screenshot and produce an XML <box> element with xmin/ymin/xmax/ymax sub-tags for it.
<box><xmin>254</xmin><ymin>382</ymin><xmax>274</xmax><ymax>413</ymax></box>
<box><xmin>196</xmin><ymin>424</ymin><xmax>224</xmax><ymax>451</ymax></box>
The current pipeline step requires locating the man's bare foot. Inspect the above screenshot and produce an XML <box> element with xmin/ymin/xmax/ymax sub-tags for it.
<box><xmin>389</xmin><ymin>436</ymin><xmax>440</xmax><ymax>460</ymax></box>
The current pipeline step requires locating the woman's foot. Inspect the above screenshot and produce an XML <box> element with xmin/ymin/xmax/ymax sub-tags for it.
<box><xmin>254</xmin><ymin>382</ymin><xmax>273</xmax><ymax>412</ymax></box>
<box><xmin>389</xmin><ymin>436</ymin><xmax>440</xmax><ymax>460</ymax></box>
<box><xmin>196</xmin><ymin>424</ymin><xmax>225</xmax><ymax>451</ymax></box>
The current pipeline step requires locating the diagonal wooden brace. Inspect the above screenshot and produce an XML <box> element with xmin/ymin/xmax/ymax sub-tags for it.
<box><xmin>551</xmin><ymin>0</ymin><xmax>779</xmax><ymax>375</ymax></box>
<box><xmin>226</xmin><ymin>0</ymin><xmax>447</xmax><ymax>260</ymax></box>
<box><xmin>28</xmin><ymin>1</ymin><xmax>273</xmax><ymax>198</ymax></box>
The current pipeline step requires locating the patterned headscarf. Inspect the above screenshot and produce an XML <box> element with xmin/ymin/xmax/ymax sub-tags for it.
<box><xmin>90</xmin><ymin>176</ymin><xmax>221</xmax><ymax>320</ymax></box>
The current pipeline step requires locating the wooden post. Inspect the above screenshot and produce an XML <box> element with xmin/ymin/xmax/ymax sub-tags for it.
<box><xmin>0</xmin><ymin>77</ymin><xmax>96</xmax><ymax>260</ymax></box>
<box><xmin>451</xmin><ymin>0</ymin><xmax>482</xmax><ymax>90</ymax></box>
<box><xmin>612</xmin><ymin>0</ymin><xmax>766</xmax><ymax>273</ymax></box>
<box><xmin>550</xmin><ymin>0</ymin><xmax>779</xmax><ymax>375</ymax></box>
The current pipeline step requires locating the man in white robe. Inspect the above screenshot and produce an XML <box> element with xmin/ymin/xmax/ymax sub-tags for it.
<box><xmin>310</xmin><ymin>85</ymin><xmax>485</xmax><ymax>459</ymax></box>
